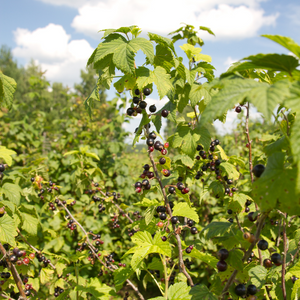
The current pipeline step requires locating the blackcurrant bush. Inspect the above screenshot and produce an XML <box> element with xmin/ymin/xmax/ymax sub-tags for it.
<box><xmin>171</xmin><ymin>216</ymin><xmax>178</xmax><ymax>224</ymax></box>
<box><xmin>235</xmin><ymin>284</ymin><xmax>246</xmax><ymax>296</ymax></box>
<box><xmin>247</xmin><ymin>284</ymin><xmax>257</xmax><ymax>295</ymax></box>
<box><xmin>217</xmin><ymin>260</ymin><xmax>227</xmax><ymax>272</ymax></box>
<box><xmin>143</xmin><ymin>88</ymin><xmax>151</xmax><ymax>95</ymax></box>
<box><xmin>217</xmin><ymin>249</ymin><xmax>229</xmax><ymax>261</ymax></box>
<box><xmin>252</xmin><ymin>164</ymin><xmax>265</xmax><ymax>178</ymax></box>
<box><xmin>257</xmin><ymin>239</ymin><xmax>268</xmax><ymax>250</ymax></box>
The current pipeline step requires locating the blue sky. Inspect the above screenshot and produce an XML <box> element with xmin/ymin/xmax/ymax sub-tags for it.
<box><xmin>1</xmin><ymin>0</ymin><xmax>300</xmax><ymax>137</ymax></box>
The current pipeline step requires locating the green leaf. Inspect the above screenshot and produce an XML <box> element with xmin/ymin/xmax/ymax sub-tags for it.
<box><xmin>85</xmin><ymin>152</ymin><xmax>100</xmax><ymax>161</ymax></box>
<box><xmin>1</xmin><ymin>183</ymin><xmax>22</xmax><ymax>206</ymax></box>
<box><xmin>173</xmin><ymin>154</ymin><xmax>194</xmax><ymax>168</ymax></box>
<box><xmin>209</xmin><ymin>181</ymin><xmax>224</xmax><ymax>197</ymax></box>
<box><xmin>291</xmin><ymin>278</ymin><xmax>300</xmax><ymax>300</ymax></box>
<box><xmin>264</xmin><ymin>136</ymin><xmax>289</xmax><ymax>156</ymax></box>
<box><xmin>63</xmin><ymin>150</ymin><xmax>79</xmax><ymax>157</ymax></box>
<box><xmin>248</xmin><ymin>265</ymin><xmax>267</xmax><ymax>288</ymax></box>
<box><xmin>0</xmin><ymin>146</ymin><xmax>16</xmax><ymax>166</ymax></box>
<box><xmin>144</xmin><ymin>206</ymin><xmax>156</xmax><ymax>225</ymax></box>
<box><xmin>262</xmin><ymin>34</ymin><xmax>300</xmax><ymax>59</ymax></box>
<box><xmin>113</xmin><ymin>74</ymin><xmax>136</xmax><ymax>93</ymax></box>
<box><xmin>114</xmin><ymin>267</ymin><xmax>134</xmax><ymax>291</ymax></box>
<box><xmin>21</xmin><ymin>213</ymin><xmax>39</xmax><ymax>236</ymax></box>
<box><xmin>189</xmin><ymin>284</ymin><xmax>218</xmax><ymax>300</ymax></box>
<box><xmin>172</xmin><ymin>202</ymin><xmax>199</xmax><ymax>222</ymax></box>
<box><xmin>197</xmin><ymin>125</ymin><xmax>211</xmax><ymax>151</ymax></box>
<box><xmin>202</xmin><ymin>222</ymin><xmax>232</xmax><ymax>239</ymax></box>
<box><xmin>0</xmin><ymin>71</ymin><xmax>17</xmax><ymax>110</ymax></box>
<box><xmin>252</xmin><ymin>152</ymin><xmax>300</xmax><ymax>215</ymax></box>
<box><xmin>148</xmin><ymin>32</ymin><xmax>176</xmax><ymax>56</ymax></box>
<box><xmin>175</xmin><ymin>188</ymin><xmax>191</xmax><ymax>206</ymax></box>
<box><xmin>219</xmin><ymin>162</ymin><xmax>240</xmax><ymax>180</ymax></box>
<box><xmin>134</xmin><ymin>198</ymin><xmax>159</xmax><ymax>207</ymax></box>
<box><xmin>186</xmin><ymin>248</ymin><xmax>218</xmax><ymax>268</ymax></box>
<box><xmin>228</xmin><ymin>53</ymin><xmax>299</xmax><ymax>74</ymax></box>
<box><xmin>133</xmin><ymin>111</ymin><xmax>150</xmax><ymax>145</ymax></box>
<box><xmin>0</xmin><ymin>214</ymin><xmax>17</xmax><ymax>246</ymax></box>
<box><xmin>129</xmin><ymin>38</ymin><xmax>154</xmax><ymax>64</ymax></box>
<box><xmin>147</xmin><ymin>257</ymin><xmax>164</xmax><ymax>272</ymax></box>
<box><xmin>199</xmin><ymin>26</ymin><xmax>215</xmax><ymax>36</ymax></box>
<box><xmin>227</xmin><ymin>249</ymin><xmax>244</xmax><ymax>271</ymax></box>
<box><xmin>168</xmin><ymin>282</ymin><xmax>191</xmax><ymax>300</ymax></box>
<box><xmin>152</xmin><ymin>66</ymin><xmax>174</xmax><ymax>99</ymax></box>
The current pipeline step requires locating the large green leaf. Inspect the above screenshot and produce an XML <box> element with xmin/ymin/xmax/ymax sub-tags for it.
<box><xmin>186</xmin><ymin>247</ymin><xmax>218</xmax><ymax>268</ymax></box>
<box><xmin>189</xmin><ymin>285</ymin><xmax>218</xmax><ymax>300</ymax></box>
<box><xmin>262</xmin><ymin>34</ymin><xmax>300</xmax><ymax>59</ymax></box>
<box><xmin>172</xmin><ymin>202</ymin><xmax>199</xmax><ymax>222</ymax></box>
<box><xmin>152</xmin><ymin>66</ymin><xmax>174</xmax><ymax>99</ymax></box>
<box><xmin>1</xmin><ymin>183</ymin><xmax>22</xmax><ymax>206</ymax></box>
<box><xmin>125</xmin><ymin>231</ymin><xmax>171</xmax><ymax>270</ymax></box>
<box><xmin>0</xmin><ymin>214</ymin><xmax>17</xmax><ymax>246</ymax></box>
<box><xmin>202</xmin><ymin>222</ymin><xmax>232</xmax><ymax>239</ymax></box>
<box><xmin>129</xmin><ymin>38</ymin><xmax>154</xmax><ymax>64</ymax></box>
<box><xmin>252</xmin><ymin>152</ymin><xmax>300</xmax><ymax>214</ymax></box>
<box><xmin>113</xmin><ymin>267</ymin><xmax>134</xmax><ymax>291</ymax></box>
<box><xmin>21</xmin><ymin>212</ymin><xmax>39</xmax><ymax>236</ymax></box>
<box><xmin>0</xmin><ymin>71</ymin><xmax>17</xmax><ymax>110</ymax></box>
<box><xmin>168</xmin><ymin>282</ymin><xmax>191</xmax><ymax>300</ymax></box>
<box><xmin>219</xmin><ymin>162</ymin><xmax>240</xmax><ymax>180</ymax></box>
<box><xmin>248</xmin><ymin>265</ymin><xmax>267</xmax><ymax>289</ymax></box>
<box><xmin>227</xmin><ymin>53</ymin><xmax>299</xmax><ymax>74</ymax></box>
<box><xmin>0</xmin><ymin>146</ymin><xmax>16</xmax><ymax>166</ymax></box>
<box><xmin>148</xmin><ymin>32</ymin><xmax>176</xmax><ymax>56</ymax></box>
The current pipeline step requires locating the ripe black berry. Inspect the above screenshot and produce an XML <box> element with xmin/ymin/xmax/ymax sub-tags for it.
<box><xmin>214</xmin><ymin>139</ymin><xmax>220</xmax><ymax>145</ymax></box>
<box><xmin>247</xmin><ymin>284</ymin><xmax>257</xmax><ymax>295</ymax></box>
<box><xmin>177</xmin><ymin>182</ymin><xmax>184</xmax><ymax>190</ymax></box>
<box><xmin>190</xmin><ymin>227</ymin><xmax>198</xmax><ymax>234</ymax></box>
<box><xmin>160</xmin><ymin>213</ymin><xmax>167</xmax><ymax>220</ymax></box>
<box><xmin>149</xmin><ymin>105</ymin><xmax>156</xmax><ymax>112</ymax></box>
<box><xmin>245</xmin><ymin>200</ymin><xmax>252</xmax><ymax>206</ymax></box>
<box><xmin>227</xmin><ymin>179</ymin><xmax>233</xmax><ymax>185</ymax></box>
<box><xmin>135</xmin><ymin>182</ymin><xmax>142</xmax><ymax>189</ymax></box>
<box><xmin>156</xmin><ymin>206</ymin><xmax>166</xmax><ymax>213</ymax></box>
<box><xmin>227</xmin><ymin>209</ymin><xmax>232</xmax><ymax>214</ymax></box>
<box><xmin>271</xmin><ymin>253</ymin><xmax>282</xmax><ymax>266</ymax></box>
<box><xmin>133</xmin><ymin>97</ymin><xmax>140</xmax><ymax>104</ymax></box>
<box><xmin>171</xmin><ymin>216</ymin><xmax>178</xmax><ymax>224</ymax></box>
<box><xmin>235</xmin><ymin>106</ymin><xmax>242</xmax><ymax>113</ymax></box>
<box><xmin>161</xmin><ymin>236</ymin><xmax>167</xmax><ymax>242</ymax></box>
<box><xmin>135</xmin><ymin>89</ymin><xmax>140</xmax><ymax>95</ymax></box>
<box><xmin>248</xmin><ymin>212</ymin><xmax>257</xmax><ymax>222</ymax></box>
<box><xmin>154</xmin><ymin>141</ymin><xmax>162</xmax><ymax>150</ymax></box>
<box><xmin>197</xmin><ymin>145</ymin><xmax>203</xmax><ymax>151</ymax></box>
<box><xmin>217</xmin><ymin>260</ymin><xmax>227</xmax><ymax>272</ymax></box>
<box><xmin>139</xmin><ymin>101</ymin><xmax>147</xmax><ymax>109</ymax></box>
<box><xmin>168</xmin><ymin>186</ymin><xmax>175</xmax><ymax>194</ymax></box>
<box><xmin>149</xmin><ymin>132</ymin><xmax>157</xmax><ymax>139</ymax></box>
<box><xmin>217</xmin><ymin>249</ymin><xmax>229</xmax><ymax>261</ymax></box>
<box><xmin>235</xmin><ymin>284</ymin><xmax>246</xmax><ymax>296</ymax></box>
<box><xmin>252</xmin><ymin>164</ymin><xmax>265</xmax><ymax>178</ymax></box>
<box><xmin>228</xmin><ymin>218</ymin><xmax>233</xmax><ymax>223</ymax></box>
<box><xmin>0</xmin><ymin>164</ymin><xmax>5</xmax><ymax>172</ymax></box>
<box><xmin>161</xmin><ymin>110</ymin><xmax>169</xmax><ymax>117</ymax></box>
<box><xmin>127</xmin><ymin>107</ymin><xmax>134</xmax><ymax>116</ymax></box>
<box><xmin>187</xmin><ymin>219</ymin><xmax>194</xmax><ymax>227</ymax></box>
<box><xmin>159</xmin><ymin>157</ymin><xmax>166</xmax><ymax>165</ymax></box>
<box><xmin>143</xmin><ymin>88</ymin><xmax>151</xmax><ymax>95</ymax></box>
<box><xmin>257</xmin><ymin>239</ymin><xmax>268</xmax><ymax>250</ymax></box>
<box><xmin>185</xmin><ymin>247</ymin><xmax>192</xmax><ymax>254</ymax></box>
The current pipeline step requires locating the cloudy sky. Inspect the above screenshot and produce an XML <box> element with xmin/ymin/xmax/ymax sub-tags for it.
<box><xmin>1</xmin><ymin>0</ymin><xmax>300</xmax><ymax>136</ymax></box>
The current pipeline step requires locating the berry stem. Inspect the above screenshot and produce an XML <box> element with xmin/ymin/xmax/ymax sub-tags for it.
<box><xmin>146</xmin><ymin>128</ymin><xmax>194</xmax><ymax>287</ymax></box>
<box><xmin>16</xmin><ymin>228</ymin><xmax>56</xmax><ymax>269</ymax></box>
<box><xmin>0</xmin><ymin>242</ymin><xmax>27</xmax><ymax>299</ymax></box>
<box><xmin>220</xmin><ymin>212</ymin><xmax>268</xmax><ymax>299</ymax></box>
<box><xmin>282</xmin><ymin>213</ymin><xmax>287</xmax><ymax>300</ymax></box>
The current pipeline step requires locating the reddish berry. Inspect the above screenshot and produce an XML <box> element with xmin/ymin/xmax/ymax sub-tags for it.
<box><xmin>164</xmin><ymin>143</ymin><xmax>169</xmax><ymax>148</ymax></box>
<box><xmin>161</xmin><ymin>149</ymin><xmax>167</xmax><ymax>155</ymax></box>
<box><xmin>29</xmin><ymin>253</ymin><xmax>35</xmax><ymax>260</ymax></box>
<box><xmin>23</xmin><ymin>258</ymin><xmax>30</xmax><ymax>265</ymax></box>
<box><xmin>149</xmin><ymin>146</ymin><xmax>154</xmax><ymax>152</ymax></box>
<box><xmin>157</xmin><ymin>222</ymin><xmax>164</xmax><ymax>228</ymax></box>
<box><xmin>136</xmin><ymin>187</ymin><xmax>142</xmax><ymax>193</ymax></box>
<box><xmin>182</xmin><ymin>187</ymin><xmax>189</xmax><ymax>194</ymax></box>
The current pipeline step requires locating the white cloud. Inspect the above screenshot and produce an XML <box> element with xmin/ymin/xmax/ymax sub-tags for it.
<box><xmin>69</xmin><ymin>0</ymin><xmax>278</xmax><ymax>40</ymax></box>
<box><xmin>12</xmin><ymin>24</ymin><xmax>94</xmax><ymax>87</ymax></box>
<box><xmin>224</xmin><ymin>56</ymin><xmax>238</xmax><ymax>69</ymax></box>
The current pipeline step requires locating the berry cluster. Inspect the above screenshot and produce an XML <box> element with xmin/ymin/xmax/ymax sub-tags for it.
<box><xmin>263</xmin><ymin>253</ymin><xmax>282</xmax><ymax>268</ymax></box>
<box><xmin>146</xmin><ymin>131</ymin><xmax>169</xmax><ymax>154</ymax></box>
<box><xmin>185</xmin><ymin>245</ymin><xmax>193</xmax><ymax>254</ymax></box>
<box><xmin>235</xmin><ymin>283</ymin><xmax>257</xmax><ymax>298</ymax></box>
<box><xmin>127</xmin><ymin>88</ymin><xmax>153</xmax><ymax>116</ymax></box>
<box><xmin>67</xmin><ymin>219</ymin><xmax>77</xmax><ymax>231</ymax></box>
<box><xmin>216</xmin><ymin>248</ymin><xmax>229</xmax><ymax>272</ymax></box>
<box><xmin>36</xmin><ymin>253</ymin><xmax>51</xmax><ymax>267</ymax></box>
<box><xmin>54</xmin><ymin>286</ymin><xmax>64</xmax><ymax>297</ymax></box>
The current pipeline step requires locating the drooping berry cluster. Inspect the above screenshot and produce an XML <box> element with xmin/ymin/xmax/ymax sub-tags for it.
<box><xmin>54</xmin><ymin>286</ymin><xmax>64</xmax><ymax>297</ymax></box>
<box><xmin>126</xmin><ymin>88</ymin><xmax>153</xmax><ymax>116</ymax></box>
<box><xmin>146</xmin><ymin>131</ymin><xmax>169</xmax><ymax>155</ymax></box>
<box><xmin>216</xmin><ymin>248</ymin><xmax>229</xmax><ymax>272</ymax></box>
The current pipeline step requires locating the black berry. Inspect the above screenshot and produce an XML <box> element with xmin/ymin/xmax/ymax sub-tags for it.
<box><xmin>149</xmin><ymin>105</ymin><xmax>157</xmax><ymax>113</ymax></box>
<box><xmin>247</xmin><ymin>284</ymin><xmax>257</xmax><ymax>295</ymax></box>
<box><xmin>161</xmin><ymin>110</ymin><xmax>169</xmax><ymax>117</ymax></box>
<box><xmin>217</xmin><ymin>249</ymin><xmax>229</xmax><ymax>261</ymax></box>
<box><xmin>217</xmin><ymin>260</ymin><xmax>227</xmax><ymax>272</ymax></box>
<box><xmin>235</xmin><ymin>284</ymin><xmax>246</xmax><ymax>296</ymax></box>
<box><xmin>143</xmin><ymin>88</ymin><xmax>151</xmax><ymax>95</ymax></box>
<box><xmin>257</xmin><ymin>240</ymin><xmax>268</xmax><ymax>250</ymax></box>
<box><xmin>252</xmin><ymin>164</ymin><xmax>265</xmax><ymax>178</ymax></box>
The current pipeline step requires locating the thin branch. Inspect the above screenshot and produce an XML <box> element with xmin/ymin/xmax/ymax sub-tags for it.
<box><xmin>245</xmin><ymin>102</ymin><xmax>254</xmax><ymax>184</ymax></box>
<box><xmin>282</xmin><ymin>214</ymin><xmax>287</xmax><ymax>300</ymax></box>
<box><xmin>221</xmin><ymin>213</ymin><xmax>268</xmax><ymax>299</ymax></box>
<box><xmin>58</xmin><ymin>200</ymin><xmax>145</xmax><ymax>300</ymax></box>
<box><xmin>193</xmin><ymin>107</ymin><xmax>199</xmax><ymax>125</ymax></box>
<box><xmin>17</xmin><ymin>228</ymin><xmax>56</xmax><ymax>269</ymax></box>
<box><xmin>0</xmin><ymin>243</ymin><xmax>27</xmax><ymax>299</ymax></box>
<box><xmin>146</xmin><ymin>128</ymin><xmax>194</xmax><ymax>287</ymax></box>
<box><xmin>235</xmin><ymin>215</ymin><xmax>244</xmax><ymax>233</ymax></box>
